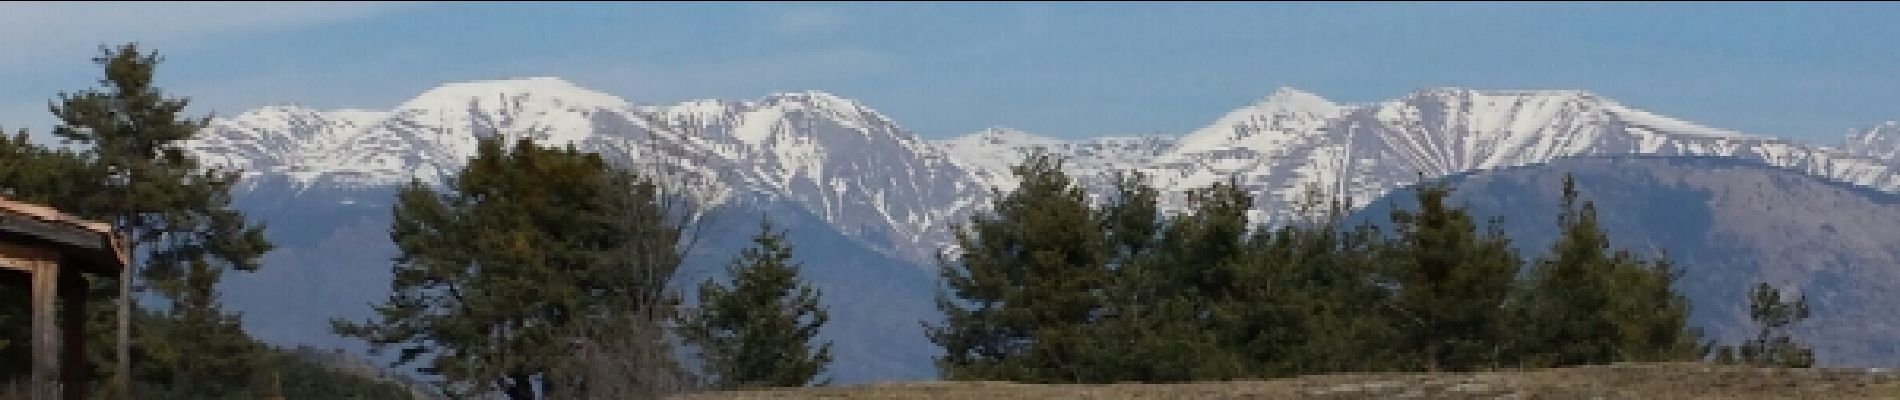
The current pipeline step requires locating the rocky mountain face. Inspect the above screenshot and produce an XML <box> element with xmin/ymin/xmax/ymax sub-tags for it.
<box><xmin>184</xmin><ymin>78</ymin><xmax>1900</xmax><ymax>383</ymax></box>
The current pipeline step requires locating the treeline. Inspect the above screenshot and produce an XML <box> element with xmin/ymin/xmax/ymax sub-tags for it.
<box><xmin>926</xmin><ymin>153</ymin><xmax>1711</xmax><ymax>383</ymax></box>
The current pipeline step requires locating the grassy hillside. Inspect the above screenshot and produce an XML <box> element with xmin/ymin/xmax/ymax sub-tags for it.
<box><xmin>673</xmin><ymin>363</ymin><xmax>1899</xmax><ymax>399</ymax></box>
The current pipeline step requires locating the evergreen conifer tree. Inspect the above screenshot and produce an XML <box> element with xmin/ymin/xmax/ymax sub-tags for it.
<box><xmin>1511</xmin><ymin>175</ymin><xmax>1702</xmax><ymax>367</ymax></box>
<box><xmin>677</xmin><ymin>218</ymin><xmax>833</xmax><ymax>389</ymax></box>
<box><xmin>1237</xmin><ymin>209</ymin><xmax>1401</xmax><ymax>376</ymax></box>
<box><xmin>926</xmin><ymin>151</ymin><xmax>1113</xmax><ymax>383</ymax></box>
<box><xmin>1714</xmin><ymin>282</ymin><xmax>1814</xmax><ymax>368</ymax></box>
<box><xmin>0</xmin><ymin>43</ymin><xmax>459</xmax><ymax>400</ymax></box>
<box><xmin>39</xmin><ymin>43</ymin><xmax>273</xmax><ymax>399</ymax></box>
<box><xmin>1382</xmin><ymin>179</ymin><xmax>1519</xmax><ymax>372</ymax></box>
<box><xmin>1084</xmin><ymin>172</ymin><xmax>1241</xmax><ymax>382</ymax></box>
<box><xmin>336</xmin><ymin>137</ymin><xmax>686</xmax><ymax>399</ymax></box>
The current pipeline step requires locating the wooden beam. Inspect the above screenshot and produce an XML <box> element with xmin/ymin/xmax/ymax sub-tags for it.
<box><xmin>0</xmin><ymin>242</ymin><xmax>41</xmax><ymax>273</ymax></box>
<box><xmin>0</xmin><ymin>232</ymin><xmax>122</xmax><ymax>277</ymax></box>
<box><xmin>31</xmin><ymin>256</ymin><xmax>59</xmax><ymax>400</ymax></box>
<box><xmin>60</xmin><ymin>267</ymin><xmax>88</xmax><ymax>400</ymax></box>
<box><xmin>0</xmin><ymin>213</ymin><xmax>105</xmax><ymax>252</ymax></box>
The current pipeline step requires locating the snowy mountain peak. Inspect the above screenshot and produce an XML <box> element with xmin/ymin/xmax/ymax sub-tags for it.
<box><xmin>1846</xmin><ymin>120</ymin><xmax>1900</xmax><ymax>141</ymax></box>
<box><xmin>756</xmin><ymin>90</ymin><xmax>874</xmax><ymax>115</ymax></box>
<box><xmin>937</xmin><ymin>127</ymin><xmax>1061</xmax><ymax>188</ymax></box>
<box><xmin>1258</xmin><ymin>87</ymin><xmax>1342</xmax><ymax>115</ymax></box>
<box><xmin>654</xmin><ymin>91</ymin><xmax>882</xmax><ymax>124</ymax></box>
<box><xmin>1388</xmin><ymin>88</ymin><xmax>1612</xmax><ymax>114</ymax></box>
<box><xmin>396</xmin><ymin>76</ymin><xmax>631</xmax><ymax>112</ymax></box>
<box><xmin>1120</xmin><ymin>87</ymin><xmax>1900</xmax><ymax>226</ymax></box>
<box><xmin>962</xmin><ymin>126</ymin><xmax>1062</xmax><ymax>147</ymax></box>
<box><xmin>241</xmin><ymin>104</ymin><xmax>320</xmax><ymax>116</ymax></box>
<box><xmin>196</xmin><ymin>79</ymin><xmax>1001</xmax><ymax>263</ymax></box>
<box><xmin>763</xmin><ymin>89</ymin><xmax>852</xmax><ymax>104</ymax></box>
<box><xmin>1843</xmin><ymin>121</ymin><xmax>1900</xmax><ymax>163</ymax></box>
<box><xmin>1168</xmin><ymin>87</ymin><xmax>1347</xmax><ymax>157</ymax></box>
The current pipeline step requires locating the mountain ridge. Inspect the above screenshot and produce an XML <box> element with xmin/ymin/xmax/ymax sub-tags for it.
<box><xmin>185</xmin><ymin>78</ymin><xmax>1900</xmax><ymax>262</ymax></box>
<box><xmin>188</xmin><ymin>77</ymin><xmax>989</xmax><ymax>264</ymax></box>
<box><xmin>180</xmin><ymin>78</ymin><xmax>1900</xmax><ymax>383</ymax></box>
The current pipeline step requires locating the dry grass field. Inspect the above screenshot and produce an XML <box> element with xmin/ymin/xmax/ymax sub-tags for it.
<box><xmin>675</xmin><ymin>363</ymin><xmax>1900</xmax><ymax>399</ymax></box>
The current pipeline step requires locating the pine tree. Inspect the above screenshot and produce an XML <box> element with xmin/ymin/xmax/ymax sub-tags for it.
<box><xmin>1082</xmin><ymin>171</ymin><xmax>1242</xmax><ymax>383</ymax></box>
<box><xmin>1382</xmin><ymin>178</ymin><xmax>1520</xmax><ymax>372</ymax></box>
<box><xmin>1155</xmin><ymin>181</ymin><xmax>1266</xmax><ymax>380</ymax></box>
<box><xmin>1511</xmin><ymin>175</ymin><xmax>1701</xmax><ymax>367</ymax></box>
<box><xmin>335</xmin><ymin>137</ymin><xmax>687</xmax><ymax>399</ymax></box>
<box><xmin>676</xmin><ymin>218</ymin><xmax>833</xmax><ymax>389</ymax></box>
<box><xmin>18</xmin><ymin>43</ymin><xmax>272</xmax><ymax>399</ymax></box>
<box><xmin>1100</xmin><ymin>171</ymin><xmax>1161</xmax><ymax>262</ymax></box>
<box><xmin>0</xmin><ymin>129</ymin><xmax>100</xmax><ymax>206</ymax></box>
<box><xmin>1238</xmin><ymin>212</ymin><xmax>1403</xmax><ymax>376</ymax></box>
<box><xmin>1601</xmin><ymin>254</ymin><xmax>1703</xmax><ymax>363</ymax></box>
<box><xmin>926</xmin><ymin>150</ymin><xmax>1113</xmax><ymax>383</ymax></box>
<box><xmin>1511</xmin><ymin>175</ymin><xmax>1617</xmax><ymax>366</ymax></box>
<box><xmin>1156</xmin><ymin>181</ymin><xmax>1252</xmax><ymax>301</ymax></box>
<box><xmin>1714</xmin><ymin>282</ymin><xmax>1815</xmax><ymax>368</ymax></box>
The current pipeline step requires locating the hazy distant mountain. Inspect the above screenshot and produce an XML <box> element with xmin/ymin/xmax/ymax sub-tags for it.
<box><xmin>186</xmin><ymin>78</ymin><xmax>1900</xmax><ymax>383</ymax></box>
<box><xmin>1354</xmin><ymin>156</ymin><xmax>1900</xmax><ymax>368</ymax></box>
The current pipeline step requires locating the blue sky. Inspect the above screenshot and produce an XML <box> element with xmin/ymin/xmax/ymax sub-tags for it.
<box><xmin>2</xmin><ymin>2</ymin><xmax>1898</xmax><ymax>142</ymax></box>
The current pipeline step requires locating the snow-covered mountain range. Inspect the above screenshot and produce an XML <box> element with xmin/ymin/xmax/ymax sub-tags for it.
<box><xmin>945</xmin><ymin>88</ymin><xmax>1900</xmax><ymax>226</ymax></box>
<box><xmin>186</xmin><ymin>78</ymin><xmax>1900</xmax><ymax>262</ymax></box>
<box><xmin>187</xmin><ymin>77</ymin><xmax>989</xmax><ymax>262</ymax></box>
<box><xmin>181</xmin><ymin>77</ymin><xmax>1900</xmax><ymax>383</ymax></box>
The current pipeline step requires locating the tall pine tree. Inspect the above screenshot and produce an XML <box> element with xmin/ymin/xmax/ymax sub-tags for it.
<box><xmin>37</xmin><ymin>43</ymin><xmax>273</xmax><ymax>399</ymax></box>
<box><xmin>1083</xmin><ymin>172</ymin><xmax>1241</xmax><ymax>383</ymax></box>
<box><xmin>1511</xmin><ymin>175</ymin><xmax>1701</xmax><ymax>367</ymax></box>
<box><xmin>336</xmin><ymin>137</ymin><xmax>687</xmax><ymax>399</ymax></box>
<box><xmin>1159</xmin><ymin>181</ymin><xmax>1263</xmax><ymax>380</ymax></box>
<box><xmin>0</xmin><ymin>43</ymin><xmax>468</xmax><ymax>400</ymax></box>
<box><xmin>1231</xmin><ymin>205</ymin><xmax>1402</xmax><ymax>376</ymax></box>
<box><xmin>676</xmin><ymin>218</ymin><xmax>833</xmax><ymax>389</ymax></box>
<box><xmin>927</xmin><ymin>151</ymin><xmax>1113</xmax><ymax>383</ymax></box>
<box><xmin>1382</xmin><ymin>179</ymin><xmax>1519</xmax><ymax>372</ymax></box>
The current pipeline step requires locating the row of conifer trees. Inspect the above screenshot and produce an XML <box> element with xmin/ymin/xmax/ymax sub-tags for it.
<box><xmin>927</xmin><ymin>152</ymin><xmax>1812</xmax><ymax>384</ymax></box>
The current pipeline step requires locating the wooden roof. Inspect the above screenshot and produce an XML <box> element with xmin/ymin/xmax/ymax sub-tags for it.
<box><xmin>0</xmin><ymin>195</ymin><xmax>127</xmax><ymax>275</ymax></box>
